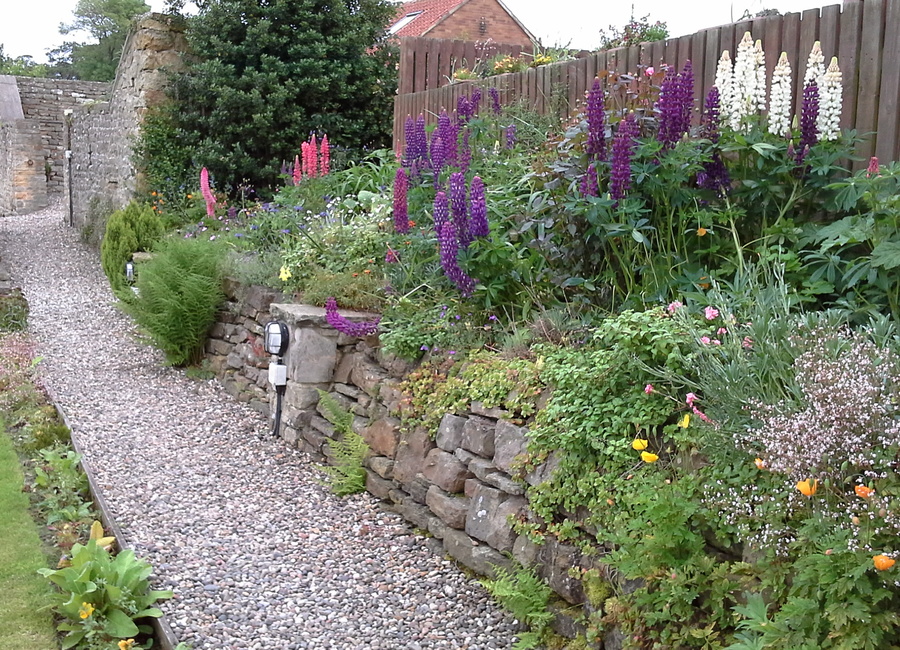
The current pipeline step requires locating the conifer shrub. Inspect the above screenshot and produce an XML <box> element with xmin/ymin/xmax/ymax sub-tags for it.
<box><xmin>120</xmin><ymin>237</ymin><xmax>225</xmax><ymax>366</ymax></box>
<box><xmin>100</xmin><ymin>201</ymin><xmax>163</xmax><ymax>291</ymax></box>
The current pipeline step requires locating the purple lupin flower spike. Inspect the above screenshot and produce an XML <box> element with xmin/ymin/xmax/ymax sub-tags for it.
<box><xmin>325</xmin><ymin>297</ymin><xmax>380</xmax><ymax>337</ymax></box>
<box><xmin>699</xmin><ymin>87</ymin><xmax>730</xmax><ymax>196</ymax></box>
<box><xmin>457</xmin><ymin>95</ymin><xmax>472</xmax><ymax>123</ymax></box>
<box><xmin>489</xmin><ymin>87</ymin><xmax>501</xmax><ymax>115</ymax></box>
<box><xmin>579</xmin><ymin>163</ymin><xmax>599</xmax><ymax>197</ymax></box>
<box><xmin>444</xmin><ymin>116</ymin><xmax>459</xmax><ymax>168</ymax></box>
<box><xmin>471</xmin><ymin>87</ymin><xmax>482</xmax><ymax>115</ymax></box>
<box><xmin>586</xmin><ymin>78</ymin><xmax>607</xmax><ymax>161</ymax></box>
<box><xmin>439</xmin><ymin>221</ymin><xmax>476</xmax><ymax>296</ymax></box>
<box><xmin>657</xmin><ymin>68</ymin><xmax>679</xmax><ymax>149</ymax></box>
<box><xmin>506</xmin><ymin>123</ymin><xmax>517</xmax><ymax>149</ymax></box>
<box><xmin>610</xmin><ymin>113</ymin><xmax>639</xmax><ymax>203</ymax></box>
<box><xmin>450</xmin><ymin>172</ymin><xmax>471</xmax><ymax>247</ymax></box>
<box><xmin>403</xmin><ymin>115</ymin><xmax>414</xmax><ymax>166</ymax></box>
<box><xmin>678</xmin><ymin>60</ymin><xmax>694</xmax><ymax>136</ymax></box>
<box><xmin>434</xmin><ymin>191</ymin><xmax>449</xmax><ymax>235</ymax></box>
<box><xmin>413</xmin><ymin>114</ymin><xmax>427</xmax><ymax>161</ymax></box>
<box><xmin>430</xmin><ymin>134</ymin><xmax>446</xmax><ymax>176</ymax></box>
<box><xmin>796</xmin><ymin>81</ymin><xmax>819</xmax><ymax>165</ymax></box>
<box><xmin>393</xmin><ymin>168</ymin><xmax>409</xmax><ymax>234</ymax></box>
<box><xmin>469</xmin><ymin>176</ymin><xmax>489</xmax><ymax>238</ymax></box>
<box><xmin>459</xmin><ymin>128</ymin><xmax>471</xmax><ymax>174</ymax></box>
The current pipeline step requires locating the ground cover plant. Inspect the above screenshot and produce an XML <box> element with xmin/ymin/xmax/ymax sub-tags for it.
<box><xmin>134</xmin><ymin>29</ymin><xmax>900</xmax><ymax>649</ymax></box>
<box><xmin>1</xmin><ymin>328</ymin><xmax>175</xmax><ymax>650</ymax></box>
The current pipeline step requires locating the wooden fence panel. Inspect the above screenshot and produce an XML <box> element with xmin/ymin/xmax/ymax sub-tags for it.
<box><xmin>876</xmin><ymin>0</ymin><xmax>900</xmax><ymax>162</ymax></box>
<box><xmin>780</xmin><ymin>12</ymin><xmax>802</xmax><ymax>119</ymax></box>
<box><xmin>703</xmin><ymin>27</ymin><xmax>721</xmax><ymax>92</ymax></box>
<box><xmin>690</xmin><ymin>30</ymin><xmax>707</xmax><ymax>116</ymax></box>
<box><xmin>856</xmin><ymin>0</ymin><xmax>885</xmax><ymax>161</ymax></box>
<box><xmin>819</xmin><ymin>4</ymin><xmax>841</xmax><ymax>62</ymax></box>
<box><xmin>839</xmin><ymin>0</ymin><xmax>863</xmax><ymax>132</ymax></box>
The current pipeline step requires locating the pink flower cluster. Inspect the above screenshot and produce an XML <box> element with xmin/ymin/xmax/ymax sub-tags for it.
<box><xmin>295</xmin><ymin>134</ymin><xmax>331</xmax><ymax>182</ymax></box>
<box><xmin>200</xmin><ymin>167</ymin><xmax>216</xmax><ymax>217</ymax></box>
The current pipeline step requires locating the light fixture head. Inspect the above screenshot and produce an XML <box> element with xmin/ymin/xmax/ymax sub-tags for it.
<box><xmin>264</xmin><ymin>321</ymin><xmax>290</xmax><ymax>357</ymax></box>
<box><xmin>125</xmin><ymin>261</ymin><xmax>135</xmax><ymax>283</ymax></box>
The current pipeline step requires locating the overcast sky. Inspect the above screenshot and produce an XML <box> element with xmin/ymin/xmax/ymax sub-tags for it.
<box><xmin>2</xmin><ymin>0</ymin><xmax>841</xmax><ymax>63</ymax></box>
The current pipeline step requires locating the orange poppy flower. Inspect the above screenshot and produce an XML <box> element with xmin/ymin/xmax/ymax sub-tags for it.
<box><xmin>697</xmin><ymin>227</ymin><xmax>708</xmax><ymax>236</ymax></box>
<box><xmin>873</xmin><ymin>555</ymin><xmax>895</xmax><ymax>571</ymax></box>
<box><xmin>855</xmin><ymin>485</ymin><xmax>875</xmax><ymax>499</ymax></box>
<box><xmin>796</xmin><ymin>479</ymin><xmax>818</xmax><ymax>497</ymax></box>
<box><xmin>754</xmin><ymin>458</ymin><xmax>767</xmax><ymax>470</ymax></box>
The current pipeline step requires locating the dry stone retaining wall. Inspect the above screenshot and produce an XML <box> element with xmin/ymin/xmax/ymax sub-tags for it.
<box><xmin>205</xmin><ymin>292</ymin><xmax>615</xmax><ymax>646</ymax></box>
<box><xmin>0</xmin><ymin>119</ymin><xmax>48</xmax><ymax>215</ymax></box>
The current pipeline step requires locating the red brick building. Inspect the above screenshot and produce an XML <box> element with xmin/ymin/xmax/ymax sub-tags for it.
<box><xmin>388</xmin><ymin>0</ymin><xmax>536</xmax><ymax>45</ymax></box>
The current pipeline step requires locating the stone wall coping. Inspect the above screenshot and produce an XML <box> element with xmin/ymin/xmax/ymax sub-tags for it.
<box><xmin>271</xmin><ymin>303</ymin><xmax>380</xmax><ymax>327</ymax></box>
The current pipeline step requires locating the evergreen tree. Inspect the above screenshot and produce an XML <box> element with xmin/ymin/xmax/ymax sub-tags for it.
<box><xmin>169</xmin><ymin>0</ymin><xmax>397</xmax><ymax>193</ymax></box>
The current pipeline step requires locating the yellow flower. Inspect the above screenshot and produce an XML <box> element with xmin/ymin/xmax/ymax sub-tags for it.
<box><xmin>796</xmin><ymin>478</ymin><xmax>818</xmax><ymax>497</ymax></box>
<box><xmin>632</xmin><ymin>438</ymin><xmax>649</xmax><ymax>451</ymax></box>
<box><xmin>754</xmin><ymin>458</ymin><xmax>767</xmax><ymax>470</ymax></box>
<box><xmin>677</xmin><ymin>413</ymin><xmax>691</xmax><ymax>428</ymax></box>
<box><xmin>640</xmin><ymin>451</ymin><xmax>659</xmax><ymax>463</ymax></box>
<box><xmin>78</xmin><ymin>602</ymin><xmax>95</xmax><ymax>619</ymax></box>
<box><xmin>118</xmin><ymin>640</ymin><xmax>136</xmax><ymax>650</ymax></box>
<box><xmin>874</xmin><ymin>554</ymin><xmax>896</xmax><ymax>571</ymax></box>
<box><xmin>279</xmin><ymin>266</ymin><xmax>292</xmax><ymax>282</ymax></box>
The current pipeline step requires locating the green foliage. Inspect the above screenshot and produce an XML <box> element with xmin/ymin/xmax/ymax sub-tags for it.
<box><xmin>100</xmin><ymin>201</ymin><xmax>164</xmax><ymax>292</ymax></box>
<box><xmin>481</xmin><ymin>563</ymin><xmax>554</xmax><ymax>649</ymax></box>
<box><xmin>0</xmin><ymin>289</ymin><xmax>29</xmax><ymax>332</ymax></box>
<box><xmin>134</xmin><ymin>105</ymin><xmax>196</xmax><ymax>216</ymax></box>
<box><xmin>168</xmin><ymin>0</ymin><xmax>398</xmax><ymax>191</ymax></box>
<box><xmin>597</xmin><ymin>12</ymin><xmax>669</xmax><ymax>50</ymax></box>
<box><xmin>119</xmin><ymin>237</ymin><xmax>225</xmax><ymax>366</ymax></box>
<box><xmin>39</xmin><ymin>537</ymin><xmax>172</xmax><ymax>649</ymax></box>
<box><xmin>32</xmin><ymin>444</ymin><xmax>91</xmax><ymax>524</ymax></box>
<box><xmin>53</xmin><ymin>0</ymin><xmax>152</xmax><ymax>81</ymax></box>
<box><xmin>316</xmin><ymin>390</ymin><xmax>368</xmax><ymax>496</ymax></box>
<box><xmin>0</xmin><ymin>45</ymin><xmax>48</xmax><ymax>76</ymax></box>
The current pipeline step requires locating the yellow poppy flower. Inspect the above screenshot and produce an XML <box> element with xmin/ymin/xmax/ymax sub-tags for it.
<box><xmin>279</xmin><ymin>266</ymin><xmax>292</xmax><ymax>282</ymax></box>
<box><xmin>79</xmin><ymin>602</ymin><xmax>95</xmax><ymax>619</ymax></box>
<box><xmin>118</xmin><ymin>640</ymin><xmax>136</xmax><ymax>650</ymax></box>
<box><xmin>874</xmin><ymin>554</ymin><xmax>896</xmax><ymax>571</ymax></box>
<box><xmin>640</xmin><ymin>451</ymin><xmax>659</xmax><ymax>463</ymax></box>
<box><xmin>631</xmin><ymin>438</ymin><xmax>649</xmax><ymax>451</ymax></box>
<box><xmin>796</xmin><ymin>479</ymin><xmax>818</xmax><ymax>497</ymax></box>
<box><xmin>677</xmin><ymin>413</ymin><xmax>690</xmax><ymax>428</ymax></box>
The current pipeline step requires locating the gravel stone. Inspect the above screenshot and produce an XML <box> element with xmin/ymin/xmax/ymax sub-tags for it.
<box><xmin>0</xmin><ymin>204</ymin><xmax>520</xmax><ymax>649</ymax></box>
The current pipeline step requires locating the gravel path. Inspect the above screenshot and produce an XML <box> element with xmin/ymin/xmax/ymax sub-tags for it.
<box><xmin>0</xmin><ymin>204</ymin><xmax>518</xmax><ymax>650</ymax></box>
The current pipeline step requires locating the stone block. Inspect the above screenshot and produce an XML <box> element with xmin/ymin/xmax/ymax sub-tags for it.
<box><xmin>469</xmin><ymin>457</ymin><xmax>500</xmax><ymax>482</ymax></box>
<box><xmin>334</xmin><ymin>383</ymin><xmax>363</xmax><ymax>400</ymax></box>
<box><xmin>465</xmin><ymin>484</ymin><xmax>525</xmax><ymax>553</ymax></box>
<box><xmin>406</xmin><ymin>474</ymin><xmax>430</xmax><ymax>504</ymax></box>
<box><xmin>300</xmin><ymin>427</ymin><xmax>328</xmax><ymax>453</ymax></box>
<box><xmin>470</xmin><ymin>401</ymin><xmax>508</xmax><ymax>419</ymax></box>
<box><xmin>512</xmin><ymin>534</ymin><xmax>541</xmax><ymax>568</ymax></box>
<box><xmin>549</xmin><ymin>600</ymin><xmax>585</xmax><ymax>640</ymax></box>
<box><xmin>285</xmin><ymin>384</ymin><xmax>321</xmax><ymax>410</ymax></box>
<box><xmin>309</xmin><ymin>416</ymin><xmax>336</xmax><ymax>438</ymax></box>
<box><xmin>287</xmin><ymin>328</ymin><xmax>337</xmax><ymax>383</ymax></box>
<box><xmin>461</xmin><ymin>415</ymin><xmax>495</xmax><ymax>457</ymax></box>
<box><xmin>483</xmin><ymin>473</ymin><xmax>525</xmax><ymax>496</ymax></box>
<box><xmin>396</xmin><ymin>501</ymin><xmax>433</xmax><ymax>530</ymax></box>
<box><xmin>422</xmin><ymin>448</ymin><xmax>472</xmax><ymax>494</ymax></box>
<box><xmin>427</xmin><ymin>515</ymin><xmax>449</xmax><ymax>540</ymax></box>
<box><xmin>387</xmin><ymin>489</ymin><xmax>407</xmax><ymax>505</ymax></box>
<box><xmin>493</xmin><ymin>420</ymin><xmax>529</xmax><ymax>474</ymax></box>
<box><xmin>350</xmin><ymin>357</ymin><xmax>387</xmax><ymax>397</ymax></box>
<box><xmin>393</xmin><ymin>427</ymin><xmax>436</xmax><ymax>486</ymax></box>
<box><xmin>436</xmin><ymin>413</ymin><xmax>467</xmax><ymax>451</ymax></box>
<box><xmin>464</xmin><ymin>478</ymin><xmax>483</xmax><ymax>498</ymax></box>
<box><xmin>442</xmin><ymin>529</ymin><xmax>512</xmax><ymax>579</ymax></box>
<box><xmin>365</xmin><ymin>470</ymin><xmax>393</xmax><ymax>501</ymax></box>
<box><xmin>426</xmin><ymin>485</ymin><xmax>470</xmax><ymax>529</ymax></box>
<box><xmin>454</xmin><ymin>447</ymin><xmax>476</xmax><ymax>465</ymax></box>
<box><xmin>333</xmin><ymin>352</ymin><xmax>356</xmax><ymax>384</ymax></box>
<box><xmin>207</xmin><ymin>339</ymin><xmax>231</xmax><ymax>356</ymax></box>
<box><xmin>540</xmin><ymin>538</ymin><xmax>585</xmax><ymax>604</ymax></box>
<box><xmin>367</xmin><ymin>456</ymin><xmax>394</xmax><ymax>479</ymax></box>
<box><xmin>526</xmin><ymin>450</ymin><xmax>562</xmax><ymax>487</ymax></box>
<box><xmin>362</xmin><ymin>417</ymin><xmax>401</xmax><ymax>458</ymax></box>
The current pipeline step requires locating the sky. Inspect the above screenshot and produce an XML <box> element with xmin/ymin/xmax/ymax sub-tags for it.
<box><xmin>1</xmin><ymin>0</ymin><xmax>841</xmax><ymax>63</ymax></box>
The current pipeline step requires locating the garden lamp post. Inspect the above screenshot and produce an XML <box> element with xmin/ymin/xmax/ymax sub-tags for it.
<box><xmin>264</xmin><ymin>321</ymin><xmax>289</xmax><ymax>438</ymax></box>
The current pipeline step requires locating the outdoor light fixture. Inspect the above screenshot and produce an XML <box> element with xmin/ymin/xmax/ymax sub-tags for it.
<box><xmin>264</xmin><ymin>320</ymin><xmax>289</xmax><ymax>357</ymax></box>
<box><xmin>125</xmin><ymin>260</ymin><xmax>135</xmax><ymax>284</ymax></box>
<box><xmin>264</xmin><ymin>320</ymin><xmax>290</xmax><ymax>438</ymax></box>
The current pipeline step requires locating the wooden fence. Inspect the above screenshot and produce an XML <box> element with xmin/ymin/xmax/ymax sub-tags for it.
<box><xmin>397</xmin><ymin>36</ymin><xmax>534</xmax><ymax>95</ymax></box>
<box><xmin>393</xmin><ymin>0</ymin><xmax>900</xmax><ymax>166</ymax></box>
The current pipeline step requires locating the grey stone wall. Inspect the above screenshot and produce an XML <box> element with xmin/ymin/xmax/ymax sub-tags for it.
<box><xmin>15</xmin><ymin>77</ymin><xmax>109</xmax><ymax>194</ymax></box>
<box><xmin>206</xmin><ymin>295</ymin><xmax>609</xmax><ymax>646</ymax></box>
<box><xmin>66</xmin><ymin>13</ymin><xmax>187</xmax><ymax>234</ymax></box>
<box><xmin>0</xmin><ymin>119</ymin><xmax>48</xmax><ymax>216</ymax></box>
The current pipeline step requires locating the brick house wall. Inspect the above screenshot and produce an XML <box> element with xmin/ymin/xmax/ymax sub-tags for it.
<box><xmin>426</xmin><ymin>0</ymin><xmax>532</xmax><ymax>44</ymax></box>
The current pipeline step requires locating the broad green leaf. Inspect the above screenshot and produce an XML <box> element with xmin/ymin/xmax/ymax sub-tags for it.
<box><xmin>105</xmin><ymin>608</ymin><xmax>140</xmax><ymax>637</ymax></box>
<box><xmin>869</xmin><ymin>241</ymin><xmax>900</xmax><ymax>269</ymax></box>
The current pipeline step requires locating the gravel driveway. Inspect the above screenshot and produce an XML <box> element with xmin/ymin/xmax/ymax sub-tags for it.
<box><xmin>0</xmin><ymin>204</ymin><xmax>518</xmax><ymax>650</ymax></box>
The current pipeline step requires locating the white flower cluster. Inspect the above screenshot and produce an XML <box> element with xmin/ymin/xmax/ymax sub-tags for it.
<box><xmin>717</xmin><ymin>32</ymin><xmax>767</xmax><ymax>131</ymax></box>
<box><xmin>803</xmin><ymin>40</ymin><xmax>825</xmax><ymax>87</ymax></box>
<box><xmin>768</xmin><ymin>52</ymin><xmax>793</xmax><ymax>136</ymax></box>
<box><xmin>819</xmin><ymin>56</ymin><xmax>843</xmax><ymax>141</ymax></box>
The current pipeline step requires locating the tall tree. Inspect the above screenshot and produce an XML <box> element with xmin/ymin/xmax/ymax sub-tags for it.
<box><xmin>54</xmin><ymin>0</ymin><xmax>151</xmax><ymax>80</ymax></box>
<box><xmin>0</xmin><ymin>45</ymin><xmax>48</xmax><ymax>77</ymax></box>
<box><xmin>168</xmin><ymin>0</ymin><xmax>398</xmax><ymax>192</ymax></box>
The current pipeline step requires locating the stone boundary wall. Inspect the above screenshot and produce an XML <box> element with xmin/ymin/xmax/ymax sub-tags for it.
<box><xmin>66</xmin><ymin>13</ymin><xmax>187</xmax><ymax>234</ymax></box>
<box><xmin>205</xmin><ymin>293</ymin><xmax>615</xmax><ymax>647</ymax></box>
<box><xmin>15</xmin><ymin>77</ymin><xmax>109</xmax><ymax>194</ymax></box>
<box><xmin>0</xmin><ymin>119</ymin><xmax>48</xmax><ymax>216</ymax></box>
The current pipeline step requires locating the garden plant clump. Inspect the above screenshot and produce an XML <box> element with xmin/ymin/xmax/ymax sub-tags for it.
<box><xmin>129</xmin><ymin>29</ymin><xmax>900</xmax><ymax>649</ymax></box>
